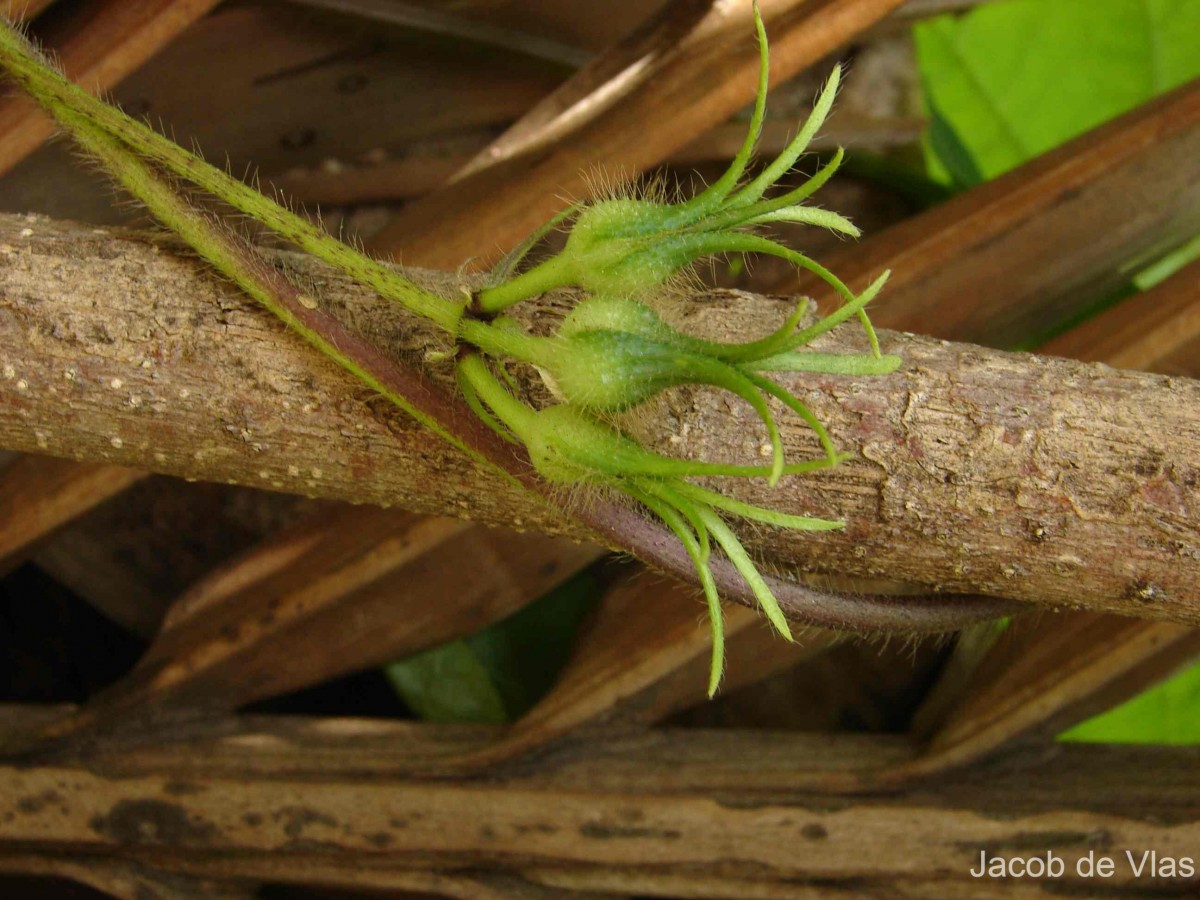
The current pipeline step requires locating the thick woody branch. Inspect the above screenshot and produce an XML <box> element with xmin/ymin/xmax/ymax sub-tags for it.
<box><xmin>3</xmin><ymin>714</ymin><xmax>1200</xmax><ymax>895</ymax></box>
<box><xmin>0</xmin><ymin>213</ymin><xmax>1197</xmax><ymax>625</ymax></box>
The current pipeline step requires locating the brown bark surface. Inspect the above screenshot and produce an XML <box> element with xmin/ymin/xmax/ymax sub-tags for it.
<box><xmin>3</xmin><ymin>715</ymin><xmax>1200</xmax><ymax>896</ymax></box>
<box><xmin>0</xmin><ymin>213</ymin><xmax>1197</xmax><ymax>624</ymax></box>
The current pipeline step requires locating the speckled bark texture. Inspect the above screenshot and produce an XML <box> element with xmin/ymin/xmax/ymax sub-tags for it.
<box><xmin>0</xmin><ymin>213</ymin><xmax>1196</xmax><ymax>624</ymax></box>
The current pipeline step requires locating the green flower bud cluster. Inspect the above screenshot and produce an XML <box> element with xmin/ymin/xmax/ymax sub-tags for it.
<box><xmin>456</xmin><ymin>274</ymin><xmax>896</xmax><ymax>695</ymax></box>
<box><xmin>471</xmin><ymin>9</ymin><xmax>880</xmax><ymax>363</ymax></box>
<box><xmin>462</xmin><ymin>278</ymin><xmax>897</xmax><ymax>487</ymax></box>
<box><xmin>456</xmin><ymin>351</ymin><xmax>851</xmax><ymax>694</ymax></box>
<box><xmin>451</xmin><ymin>6</ymin><xmax>901</xmax><ymax>694</ymax></box>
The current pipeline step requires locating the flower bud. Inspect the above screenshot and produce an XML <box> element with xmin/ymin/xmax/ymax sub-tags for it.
<box><xmin>544</xmin><ymin>329</ymin><xmax>688</xmax><ymax>411</ymax></box>
<box><xmin>561</xmin><ymin>198</ymin><xmax>695</xmax><ymax>297</ymax></box>
<box><xmin>557</xmin><ymin>293</ymin><xmax>671</xmax><ymax>341</ymax></box>
<box><xmin>524</xmin><ymin>404</ymin><xmax>642</xmax><ymax>484</ymax></box>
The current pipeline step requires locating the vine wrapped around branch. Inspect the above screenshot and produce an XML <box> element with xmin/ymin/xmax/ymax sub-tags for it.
<box><xmin>3</xmin><ymin>215</ymin><xmax>1199</xmax><ymax>627</ymax></box>
<box><xmin>0</xmin><ymin>5</ymin><xmax>1004</xmax><ymax>694</ymax></box>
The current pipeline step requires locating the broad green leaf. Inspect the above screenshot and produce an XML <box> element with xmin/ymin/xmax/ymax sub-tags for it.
<box><xmin>1059</xmin><ymin>661</ymin><xmax>1200</xmax><ymax>745</ymax></box>
<box><xmin>914</xmin><ymin>0</ymin><xmax>1200</xmax><ymax>182</ymax></box>
<box><xmin>463</xmin><ymin>569</ymin><xmax>601</xmax><ymax>718</ymax></box>
<box><xmin>921</xmin><ymin>79</ymin><xmax>985</xmax><ymax>189</ymax></box>
<box><xmin>384</xmin><ymin>569</ymin><xmax>601</xmax><ymax>722</ymax></box>
<box><xmin>384</xmin><ymin>640</ymin><xmax>509</xmax><ymax>723</ymax></box>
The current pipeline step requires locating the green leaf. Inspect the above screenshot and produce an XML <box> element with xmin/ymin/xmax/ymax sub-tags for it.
<box><xmin>384</xmin><ymin>569</ymin><xmax>601</xmax><ymax>722</ymax></box>
<box><xmin>914</xmin><ymin>0</ymin><xmax>1200</xmax><ymax>181</ymax></box>
<box><xmin>921</xmin><ymin>83</ymin><xmax>984</xmax><ymax>189</ymax></box>
<box><xmin>384</xmin><ymin>640</ymin><xmax>510</xmax><ymax>723</ymax></box>
<box><xmin>465</xmin><ymin>569</ymin><xmax>601</xmax><ymax>718</ymax></box>
<box><xmin>1058</xmin><ymin>661</ymin><xmax>1200</xmax><ymax>745</ymax></box>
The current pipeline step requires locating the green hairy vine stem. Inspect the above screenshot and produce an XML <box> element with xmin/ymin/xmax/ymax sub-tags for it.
<box><xmin>1</xmin><ymin>6</ymin><xmax>946</xmax><ymax>696</ymax></box>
